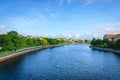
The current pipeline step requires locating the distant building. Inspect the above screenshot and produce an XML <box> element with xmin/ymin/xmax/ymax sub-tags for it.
<box><xmin>26</xmin><ymin>35</ymin><xmax>33</xmax><ymax>38</ymax></box>
<box><xmin>36</xmin><ymin>37</ymin><xmax>43</xmax><ymax>40</ymax></box>
<box><xmin>19</xmin><ymin>34</ymin><xmax>24</xmax><ymax>37</ymax></box>
<box><xmin>103</xmin><ymin>34</ymin><xmax>120</xmax><ymax>42</ymax></box>
<box><xmin>114</xmin><ymin>34</ymin><xmax>120</xmax><ymax>41</ymax></box>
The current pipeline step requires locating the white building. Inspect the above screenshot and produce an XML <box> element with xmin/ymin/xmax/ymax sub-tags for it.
<box><xmin>103</xmin><ymin>34</ymin><xmax>120</xmax><ymax>42</ymax></box>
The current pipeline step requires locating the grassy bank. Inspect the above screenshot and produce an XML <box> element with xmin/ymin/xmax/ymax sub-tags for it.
<box><xmin>90</xmin><ymin>46</ymin><xmax>120</xmax><ymax>54</ymax></box>
<box><xmin>0</xmin><ymin>44</ymin><xmax>67</xmax><ymax>57</ymax></box>
<box><xmin>0</xmin><ymin>44</ymin><xmax>65</xmax><ymax>63</ymax></box>
<box><xmin>0</xmin><ymin>51</ymin><xmax>14</xmax><ymax>57</ymax></box>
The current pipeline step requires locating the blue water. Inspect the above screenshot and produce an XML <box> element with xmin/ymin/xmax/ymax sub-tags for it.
<box><xmin>0</xmin><ymin>44</ymin><xmax>120</xmax><ymax>80</ymax></box>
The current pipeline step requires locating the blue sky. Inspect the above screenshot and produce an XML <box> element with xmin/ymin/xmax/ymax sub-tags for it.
<box><xmin>0</xmin><ymin>0</ymin><xmax>120</xmax><ymax>39</ymax></box>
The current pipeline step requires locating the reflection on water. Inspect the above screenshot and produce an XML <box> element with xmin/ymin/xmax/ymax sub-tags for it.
<box><xmin>0</xmin><ymin>44</ymin><xmax>120</xmax><ymax>80</ymax></box>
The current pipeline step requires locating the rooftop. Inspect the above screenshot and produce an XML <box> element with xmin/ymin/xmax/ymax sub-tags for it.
<box><xmin>105</xmin><ymin>34</ymin><xmax>120</xmax><ymax>39</ymax></box>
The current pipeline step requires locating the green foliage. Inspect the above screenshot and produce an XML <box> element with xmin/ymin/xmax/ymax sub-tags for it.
<box><xmin>19</xmin><ymin>37</ymin><xmax>27</xmax><ymax>48</ymax></box>
<box><xmin>33</xmin><ymin>38</ymin><xmax>39</xmax><ymax>46</ymax></box>
<box><xmin>26</xmin><ymin>38</ymin><xmax>33</xmax><ymax>47</ymax></box>
<box><xmin>102</xmin><ymin>39</ymin><xmax>112</xmax><ymax>48</ymax></box>
<box><xmin>37</xmin><ymin>39</ymin><xmax>42</xmax><ymax>45</ymax></box>
<box><xmin>84</xmin><ymin>39</ymin><xmax>91</xmax><ymax>43</ymax></box>
<box><xmin>12</xmin><ymin>36</ymin><xmax>21</xmax><ymax>51</ymax></box>
<box><xmin>103</xmin><ymin>43</ymin><xmax>108</xmax><ymax>48</ymax></box>
<box><xmin>0</xmin><ymin>31</ymin><xmax>71</xmax><ymax>52</ymax></box>
<box><xmin>7</xmin><ymin>31</ymin><xmax>18</xmax><ymax>37</ymax></box>
<box><xmin>90</xmin><ymin>38</ymin><xmax>97</xmax><ymax>46</ymax></box>
<box><xmin>90</xmin><ymin>38</ymin><xmax>120</xmax><ymax>49</ymax></box>
<box><xmin>114</xmin><ymin>39</ymin><xmax>120</xmax><ymax>49</ymax></box>
<box><xmin>41</xmin><ymin>38</ymin><xmax>48</xmax><ymax>45</ymax></box>
<box><xmin>96</xmin><ymin>39</ymin><xmax>102</xmax><ymax>47</ymax></box>
<box><xmin>45</xmin><ymin>38</ymin><xmax>58</xmax><ymax>44</ymax></box>
<box><xmin>0</xmin><ymin>34</ymin><xmax>13</xmax><ymax>51</ymax></box>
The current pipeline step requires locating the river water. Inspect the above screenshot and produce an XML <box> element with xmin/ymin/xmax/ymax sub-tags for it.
<box><xmin>0</xmin><ymin>44</ymin><xmax>120</xmax><ymax>80</ymax></box>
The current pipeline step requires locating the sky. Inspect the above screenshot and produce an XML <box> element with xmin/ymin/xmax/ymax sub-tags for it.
<box><xmin>0</xmin><ymin>0</ymin><xmax>120</xmax><ymax>39</ymax></box>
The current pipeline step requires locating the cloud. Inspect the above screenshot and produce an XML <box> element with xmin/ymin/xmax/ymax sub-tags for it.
<box><xmin>102</xmin><ymin>27</ymin><xmax>120</xmax><ymax>34</ymax></box>
<box><xmin>0</xmin><ymin>25</ymin><xmax>5</xmax><ymax>29</ymax></box>
<box><xmin>8</xmin><ymin>13</ymin><xmax>47</xmax><ymax>30</ymax></box>
<box><xmin>58</xmin><ymin>0</ymin><xmax>73</xmax><ymax>5</ymax></box>
<box><xmin>42</xmin><ymin>21</ymin><xmax>120</xmax><ymax>39</ymax></box>
<box><xmin>98</xmin><ymin>22</ymin><xmax>120</xmax><ymax>33</ymax></box>
<box><xmin>87</xmin><ymin>22</ymin><xmax>120</xmax><ymax>38</ymax></box>
<box><xmin>46</xmin><ymin>33</ymin><xmax>81</xmax><ymax>39</ymax></box>
<box><xmin>0</xmin><ymin>1</ymin><xmax>21</xmax><ymax>12</ymax></box>
<box><xmin>45</xmin><ymin>8</ymin><xmax>57</xmax><ymax>18</ymax></box>
<box><xmin>79</xmin><ymin>32</ymin><xmax>101</xmax><ymax>39</ymax></box>
<box><xmin>83</xmin><ymin>0</ymin><xmax>97</xmax><ymax>6</ymax></box>
<box><xmin>59</xmin><ymin>0</ymin><xmax>64</xmax><ymax>5</ymax></box>
<box><xmin>67</xmin><ymin>0</ymin><xmax>73</xmax><ymax>4</ymax></box>
<box><xmin>83</xmin><ymin>0</ymin><xmax>112</xmax><ymax>7</ymax></box>
<box><xmin>78</xmin><ymin>22</ymin><xmax>120</xmax><ymax>39</ymax></box>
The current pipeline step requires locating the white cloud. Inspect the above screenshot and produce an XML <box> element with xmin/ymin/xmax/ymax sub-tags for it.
<box><xmin>83</xmin><ymin>0</ymin><xmax>113</xmax><ymax>7</ymax></box>
<box><xmin>59</xmin><ymin>0</ymin><xmax>64</xmax><ymax>5</ymax></box>
<box><xmin>103</xmin><ymin>27</ymin><xmax>113</xmax><ymax>32</ymax></box>
<box><xmin>8</xmin><ymin>13</ymin><xmax>47</xmax><ymax>30</ymax></box>
<box><xmin>77</xmin><ymin>22</ymin><xmax>120</xmax><ymax>39</ymax></box>
<box><xmin>45</xmin><ymin>8</ymin><xmax>58</xmax><ymax>18</ymax></box>
<box><xmin>67</xmin><ymin>0</ymin><xmax>73</xmax><ymax>4</ymax></box>
<box><xmin>80</xmin><ymin>32</ymin><xmax>102</xmax><ymax>39</ymax></box>
<box><xmin>0</xmin><ymin>25</ymin><xmax>5</xmax><ymax>29</ymax></box>
<box><xmin>86</xmin><ymin>22</ymin><xmax>120</xmax><ymax>39</ymax></box>
<box><xmin>48</xmin><ymin>33</ymin><xmax>81</xmax><ymax>39</ymax></box>
<box><xmin>16</xmin><ymin>20</ymin><xmax>119</xmax><ymax>39</ymax></box>
<box><xmin>83</xmin><ymin>0</ymin><xmax>97</xmax><ymax>6</ymax></box>
<box><xmin>58</xmin><ymin>0</ymin><xmax>73</xmax><ymax>5</ymax></box>
<box><xmin>98</xmin><ymin>22</ymin><xmax>120</xmax><ymax>33</ymax></box>
<box><xmin>0</xmin><ymin>1</ymin><xmax>21</xmax><ymax>12</ymax></box>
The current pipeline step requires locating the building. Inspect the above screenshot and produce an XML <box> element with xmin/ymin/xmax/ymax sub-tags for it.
<box><xmin>114</xmin><ymin>34</ymin><xmax>120</xmax><ymax>41</ymax></box>
<box><xmin>104</xmin><ymin>34</ymin><xmax>120</xmax><ymax>42</ymax></box>
<box><xmin>37</xmin><ymin>37</ymin><xmax>43</xmax><ymax>40</ymax></box>
<box><xmin>103</xmin><ymin>34</ymin><xmax>115</xmax><ymax>42</ymax></box>
<box><xmin>26</xmin><ymin>35</ymin><xmax>33</xmax><ymax>38</ymax></box>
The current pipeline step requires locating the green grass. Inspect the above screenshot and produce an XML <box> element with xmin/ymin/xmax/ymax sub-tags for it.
<box><xmin>0</xmin><ymin>44</ymin><xmax>65</xmax><ymax>57</ymax></box>
<box><xmin>0</xmin><ymin>51</ymin><xmax>13</xmax><ymax>57</ymax></box>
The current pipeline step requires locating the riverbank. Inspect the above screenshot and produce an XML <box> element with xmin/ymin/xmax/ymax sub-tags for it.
<box><xmin>0</xmin><ymin>45</ymin><xmax>63</xmax><ymax>63</ymax></box>
<box><xmin>90</xmin><ymin>46</ymin><xmax>120</xmax><ymax>54</ymax></box>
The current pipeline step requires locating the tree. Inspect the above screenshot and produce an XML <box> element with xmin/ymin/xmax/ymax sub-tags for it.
<box><xmin>26</xmin><ymin>38</ymin><xmax>33</xmax><ymax>47</ymax></box>
<box><xmin>41</xmin><ymin>38</ymin><xmax>48</xmax><ymax>45</ymax></box>
<box><xmin>114</xmin><ymin>39</ymin><xmax>120</xmax><ymax>49</ymax></box>
<box><xmin>37</xmin><ymin>39</ymin><xmax>42</xmax><ymax>45</ymax></box>
<box><xmin>7</xmin><ymin>31</ymin><xmax>18</xmax><ymax>37</ymax></box>
<box><xmin>33</xmin><ymin>38</ymin><xmax>39</xmax><ymax>46</ymax></box>
<box><xmin>85</xmin><ymin>39</ymin><xmax>91</xmax><ymax>43</ymax></box>
<box><xmin>46</xmin><ymin>38</ymin><xmax>58</xmax><ymax>45</ymax></box>
<box><xmin>12</xmin><ymin>36</ymin><xmax>21</xmax><ymax>51</ymax></box>
<box><xmin>103</xmin><ymin>43</ymin><xmax>108</xmax><ymax>48</ymax></box>
<box><xmin>19</xmin><ymin>36</ymin><xmax>27</xmax><ymax>48</ymax></box>
<box><xmin>0</xmin><ymin>34</ymin><xmax>13</xmax><ymax>52</ymax></box>
<box><xmin>7</xmin><ymin>31</ymin><xmax>21</xmax><ymax>51</ymax></box>
<box><xmin>90</xmin><ymin>38</ymin><xmax>97</xmax><ymax>46</ymax></box>
<box><xmin>102</xmin><ymin>39</ymin><xmax>111</xmax><ymax>48</ymax></box>
<box><xmin>96</xmin><ymin>39</ymin><xmax>102</xmax><ymax>47</ymax></box>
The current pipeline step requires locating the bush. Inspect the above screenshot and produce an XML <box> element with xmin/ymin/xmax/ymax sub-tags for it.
<box><xmin>114</xmin><ymin>39</ymin><xmax>120</xmax><ymax>49</ymax></box>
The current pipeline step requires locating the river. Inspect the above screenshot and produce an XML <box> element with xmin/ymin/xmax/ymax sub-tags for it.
<box><xmin>0</xmin><ymin>44</ymin><xmax>120</xmax><ymax>80</ymax></box>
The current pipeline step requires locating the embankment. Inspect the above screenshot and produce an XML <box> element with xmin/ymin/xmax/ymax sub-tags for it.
<box><xmin>90</xmin><ymin>46</ymin><xmax>120</xmax><ymax>54</ymax></box>
<box><xmin>0</xmin><ymin>45</ymin><xmax>62</xmax><ymax>63</ymax></box>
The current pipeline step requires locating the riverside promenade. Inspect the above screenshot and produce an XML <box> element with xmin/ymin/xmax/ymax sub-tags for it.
<box><xmin>90</xmin><ymin>46</ymin><xmax>120</xmax><ymax>54</ymax></box>
<box><xmin>0</xmin><ymin>45</ymin><xmax>63</xmax><ymax>63</ymax></box>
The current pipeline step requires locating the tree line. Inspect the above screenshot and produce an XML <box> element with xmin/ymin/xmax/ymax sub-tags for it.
<box><xmin>0</xmin><ymin>31</ymin><xmax>70</xmax><ymax>52</ymax></box>
<box><xmin>90</xmin><ymin>38</ymin><xmax>120</xmax><ymax>50</ymax></box>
